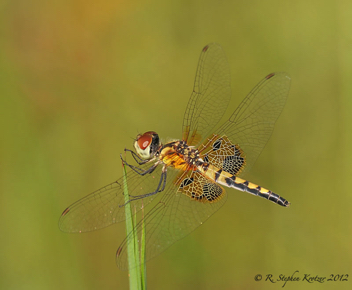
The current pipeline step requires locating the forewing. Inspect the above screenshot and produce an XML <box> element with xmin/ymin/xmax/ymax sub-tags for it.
<box><xmin>182</xmin><ymin>43</ymin><xmax>231</xmax><ymax>146</ymax></box>
<box><xmin>59</xmin><ymin>161</ymin><xmax>168</xmax><ymax>233</ymax></box>
<box><xmin>116</xmin><ymin>170</ymin><xmax>227</xmax><ymax>270</ymax></box>
<box><xmin>216</xmin><ymin>72</ymin><xmax>291</xmax><ymax>175</ymax></box>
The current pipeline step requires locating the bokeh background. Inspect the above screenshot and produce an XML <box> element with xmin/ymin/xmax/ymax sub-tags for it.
<box><xmin>1</xmin><ymin>0</ymin><xmax>351</xmax><ymax>289</ymax></box>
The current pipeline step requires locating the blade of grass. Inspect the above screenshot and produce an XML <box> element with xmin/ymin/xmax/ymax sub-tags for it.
<box><xmin>122</xmin><ymin>162</ymin><xmax>146</xmax><ymax>289</ymax></box>
<box><xmin>140</xmin><ymin>203</ymin><xmax>147</xmax><ymax>288</ymax></box>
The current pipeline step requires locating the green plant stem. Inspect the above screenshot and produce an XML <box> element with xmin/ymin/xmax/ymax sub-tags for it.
<box><xmin>122</xmin><ymin>163</ymin><xmax>146</xmax><ymax>289</ymax></box>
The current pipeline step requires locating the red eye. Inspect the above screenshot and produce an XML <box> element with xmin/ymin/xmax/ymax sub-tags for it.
<box><xmin>137</xmin><ymin>133</ymin><xmax>152</xmax><ymax>150</ymax></box>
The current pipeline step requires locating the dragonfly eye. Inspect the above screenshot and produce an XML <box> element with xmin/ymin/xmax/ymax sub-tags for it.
<box><xmin>137</xmin><ymin>134</ymin><xmax>152</xmax><ymax>150</ymax></box>
<box><xmin>134</xmin><ymin>131</ymin><xmax>159</xmax><ymax>159</ymax></box>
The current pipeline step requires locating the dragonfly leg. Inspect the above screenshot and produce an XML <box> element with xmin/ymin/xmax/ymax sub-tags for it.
<box><xmin>124</xmin><ymin>148</ymin><xmax>149</xmax><ymax>165</ymax></box>
<box><xmin>120</xmin><ymin>154</ymin><xmax>159</xmax><ymax>176</ymax></box>
<box><xmin>120</xmin><ymin>166</ymin><xmax>168</xmax><ymax>206</ymax></box>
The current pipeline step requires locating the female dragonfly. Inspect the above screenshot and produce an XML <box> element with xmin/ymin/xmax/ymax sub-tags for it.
<box><xmin>59</xmin><ymin>43</ymin><xmax>291</xmax><ymax>270</ymax></box>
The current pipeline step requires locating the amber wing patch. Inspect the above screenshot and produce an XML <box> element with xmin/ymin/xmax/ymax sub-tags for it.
<box><xmin>182</xmin><ymin>126</ymin><xmax>202</xmax><ymax>146</ymax></box>
<box><xmin>175</xmin><ymin>170</ymin><xmax>225</xmax><ymax>203</ymax></box>
<box><xmin>198</xmin><ymin>134</ymin><xmax>246</xmax><ymax>176</ymax></box>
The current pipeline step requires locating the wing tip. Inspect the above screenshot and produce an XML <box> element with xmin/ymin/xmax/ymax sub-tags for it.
<box><xmin>266</xmin><ymin>72</ymin><xmax>291</xmax><ymax>80</ymax></box>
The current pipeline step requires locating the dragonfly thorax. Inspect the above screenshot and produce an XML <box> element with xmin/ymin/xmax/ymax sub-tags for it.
<box><xmin>159</xmin><ymin>140</ymin><xmax>200</xmax><ymax>170</ymax></box>
<box><xmin>173</xmin><ymin>141</ymin><xmax>200</xmax><ymax>165</ymax></box>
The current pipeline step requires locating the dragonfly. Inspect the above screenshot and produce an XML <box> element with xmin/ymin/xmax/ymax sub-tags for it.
<box><xmin>59</xmin><ymin>43</ymin><xmax>291</xmax><ymax>270</ymax></box>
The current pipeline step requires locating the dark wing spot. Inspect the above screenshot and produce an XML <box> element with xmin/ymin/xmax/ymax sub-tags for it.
<box><xmin>116</xmin><ymin>246</ymin><xmax>123</xmax><ymax>257</ymax></box>
<box><xmin>203</xmin><ymin>155</ymin><xmax>209</xmax><ymax>163</ymax></box>
<box><xmin>180</xmin><ymin>177</ymin><xmax>194</xmax><ymax>189</ymax></box>
<box><xmin>223</xmin><ymin>155</ymin><xmax>245</xmax><ymax>175</ymax></box>
<box><xmin>266</xmin><ymin>73</ymin><xmax>275</xmax><ymax>79</ymax></box>
<box><xmin>212</xmin><ymin>139</ymin><xmax>222</xmax><ymax>151</ymax></box>
<box><xmin>61</xmin><ymin>208</ymin><xmax>70</xmax><ymax>216</ymax></box>
<box><xmin>203</xmin><ymin>182</ymin><xmax>223</xmax><ymax>202</ymax></box>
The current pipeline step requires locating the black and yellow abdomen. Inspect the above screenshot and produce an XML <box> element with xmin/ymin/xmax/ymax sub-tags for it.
<box><xmin>198</xmin><ymin>163</ymin><xmax>290</xmax><ymax>207</ymax></box>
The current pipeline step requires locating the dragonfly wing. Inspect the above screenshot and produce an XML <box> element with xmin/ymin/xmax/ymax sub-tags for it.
<box><xmin>116</xmin><ymin>170</ymin><xmax>227</xmax><ymax>270</ymax></box>
<box><xmin>59</xmin><ymin>161</ymin><xmax>169</xmax><ymax>233</ymax></box>
<box><xmin>198</xmin><ymin>134</ymin><xmax>246</xmax><ymax>176</ymax></box>
<box><xmin>216</xmin><ymin>72</ymin><xmax>291</xmax><ymax>175</ymax></box>
<box><xmin>182</xmin><ymin>43</ymin><xmax>231</xmax><ymax>146</ymax></box>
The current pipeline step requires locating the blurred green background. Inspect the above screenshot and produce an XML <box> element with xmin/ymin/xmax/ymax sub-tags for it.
<box><xmin>1</xmin><ymin>0</ymin><xmax>351</xmax><ymax>289</ymax></box>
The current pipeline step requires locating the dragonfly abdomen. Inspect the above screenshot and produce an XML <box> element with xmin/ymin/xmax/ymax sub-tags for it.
<box><xmin>228</xmin><ymin>177</ymin><xmax>290</xmax><ymax>207</ymax></box>
<box><xmin>199</xmin><ymin>163</ymin><xmax>290</xmax><ymax>207</ymax></box>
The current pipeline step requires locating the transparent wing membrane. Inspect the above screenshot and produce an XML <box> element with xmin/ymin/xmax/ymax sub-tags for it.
<box><xmin>59</xmin><ymin>160</ymin><xmax>174</xmax><ymax>233</ymax></box>
<box><xmin>182</xmin><ymin>43</ymin><xmax>231</xmax><ymax>146</ymax></box>
<box><xmin>217</xmin><ymin>72</ymin><xmax>290</xmax><ymax>175</ymax></box>
<box><xmin>116</xmin><ymin>170</ymin><xmax>227</xmax><ymax>270</ymax></box>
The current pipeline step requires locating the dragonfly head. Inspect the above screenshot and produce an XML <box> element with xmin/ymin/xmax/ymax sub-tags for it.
<box><xmin>134</xmin><ymin>131</ymin><xmax>160</xmax><ymax>160</ymax></box>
